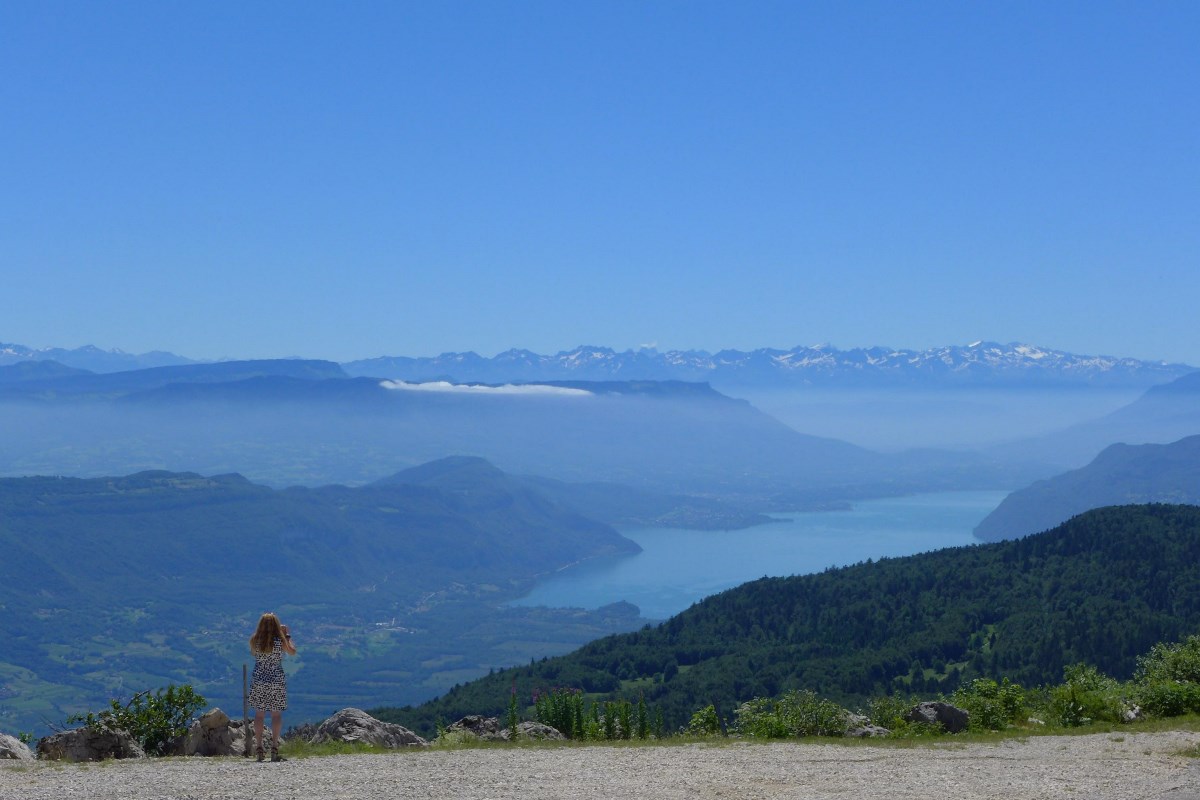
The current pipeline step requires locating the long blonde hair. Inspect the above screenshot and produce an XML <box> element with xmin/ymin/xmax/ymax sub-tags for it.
<box><xmin>249</xmin><ymin>612</ymin><xmax>285</xmax><ymax>655</ymax></box>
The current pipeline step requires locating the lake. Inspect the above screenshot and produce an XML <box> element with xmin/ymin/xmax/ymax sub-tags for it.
<box><xmin>510</xmin><ymin>490</ymin><xmax>1008</xmax><ymax>619</ymax></box>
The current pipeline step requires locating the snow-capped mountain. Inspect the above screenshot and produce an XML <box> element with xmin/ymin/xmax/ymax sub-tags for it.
<box><xmin>343</xmin><ymin>342</ymin><xmax>1195</xmax><ymax>388</ymax></box>
<box><xmin>4</xmin><ymin>339</ymin><xmax>1192</xmax><ymax>387</ymax></box>
<box><xmin>0</xmin><ymin>342</ymin><xmax>194</xmax><ymax>372</ymax></box>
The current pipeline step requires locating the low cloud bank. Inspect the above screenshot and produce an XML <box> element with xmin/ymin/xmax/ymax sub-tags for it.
<box><xmin>380</xmin><ymin>380</ymin><xmax>593</xmax><ymax>397</ymax></box>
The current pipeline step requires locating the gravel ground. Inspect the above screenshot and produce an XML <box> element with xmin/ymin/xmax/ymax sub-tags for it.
<box><xmin>3</xmin><ymin>731</ymin><xmax>1200</xmax><ymax>800</ymax></box>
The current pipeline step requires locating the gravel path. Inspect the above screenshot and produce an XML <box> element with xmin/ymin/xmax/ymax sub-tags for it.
<box><xmin>4</xmin><ymin>731</ymin><xmax>1200</xmax><ymax>800</ymax></box>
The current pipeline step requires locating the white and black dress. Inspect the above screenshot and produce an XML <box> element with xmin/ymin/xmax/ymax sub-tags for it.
<box><xmin>248</xmin><ymin>638</ymin><xmax>288</xmax><ymax>712</ymax></box>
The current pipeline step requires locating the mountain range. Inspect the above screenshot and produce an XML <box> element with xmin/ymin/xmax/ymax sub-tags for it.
<box><xmin>3</xmin><ymin>340</ymin><xmax>1192</xmax><ymax>389</ymax></box>
<box><xmin>0</xmin><ymin>357</ymin><xmax>1034</xmax><ymax>503</ymax></box>
<box><xmin>343</xmin><ymin>341</ymin><xmax>1195</xmax><ymax>389</ymax></box>
<box><xmin>3</xmin><ymin>336</ymin><xmax>1199</xmax><ymax>737</ymax></box>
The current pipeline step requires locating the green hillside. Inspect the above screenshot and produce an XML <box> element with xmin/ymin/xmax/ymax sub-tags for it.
<box><xmin>0</xmin><ymin>464</ymin><xmax>641</xmax><ymax>734</ymax></box>
<box><xmin>976</xmin><ymin>435</ymin><xmax>1200</xmax><ymax>541</ymax></box>
<box><xmin>377</xmin><ymin>504</ymin><xmax>1200</xmax><ymax>736</ymax></box>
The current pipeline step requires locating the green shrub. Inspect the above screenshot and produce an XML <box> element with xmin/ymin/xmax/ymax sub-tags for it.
<box><xmin>506</xmin><ymin>684</ymin><xmax>520</xmax><ymax>740</ymax></box>
<box><xmin>734</xmin><ymin>690</ymin><xmax>847</xmax><ymax>738</ymax></box>
<box><xmin>1047</xmin><ymin>664</ymin><xmax>1128</xmax><ymax>727</ymax></box>
<box><xmin>532</xmin><ymin>688</ymin><xmax>654</xmax><ymax>741</ymax></box>
<box><xmin>635</xmin><ymin>695</ymin><xmax>649</xmax><ymax>740</ymax></box>
<box><xmin>598</xmin><ymin>701</ymin><xmax>619</xmax><ymax>740</ymax></box>
<box><xmin>1136</xmin><ymin>635</ymin><xmax>1200</xmax><ymax>685</ymax></box>
<box><xmin>533</xmin><ymin>687</ymin><xmax>585</xmax><ymax>739</ymax></box>
<box><xmin>68</xmin><ymin>684</ymin><xmax>206</xmax><ymax>756</ymax></box>
<box><xmin>685</xmin><ymin>704</ymin><xmax>722</xmax><ymax>737</ymax></box>
<box><xmin>1135</xmin><ymin>680</ymin><xmax>1200</xmax><ymax>718</ymax></box>
<box><xmin>951</xmin><ymin>677</ymin><xmax>1026</xmax><ymax>730</ymax></box>
<box><xmin>863</xmin><ymin>693</ymin><xmax>918</xmax><ymax>730</ymax></box>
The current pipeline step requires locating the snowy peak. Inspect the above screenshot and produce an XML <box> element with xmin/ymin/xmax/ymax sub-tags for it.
<box><xmin>343</xmin><ymin>343</ymin><xmax>1195</xmax><ymax>389</ymax></box>
<box><xmin>0</xmin><ymin>342</ymin><xmax>196</xmax><ymax>372</ymax></box>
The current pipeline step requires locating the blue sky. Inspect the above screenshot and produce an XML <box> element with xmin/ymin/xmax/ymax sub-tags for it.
<box><xmin>3</xmin><ymin>2</ymin><xmax>1198</xmax><ymax>364</ymax></box>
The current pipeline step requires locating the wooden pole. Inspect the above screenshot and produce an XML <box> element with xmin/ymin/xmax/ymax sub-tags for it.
<box><xmin>243</xmin><ymin>664</ymin><xmax>250</xmax><ymax>758</ymax></box>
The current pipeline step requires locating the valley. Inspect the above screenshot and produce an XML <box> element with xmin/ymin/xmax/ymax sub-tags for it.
<box><xmin>0</xmin><ymin>341</ymin><xmax>1197</xmax><ymax>739</ymax></box>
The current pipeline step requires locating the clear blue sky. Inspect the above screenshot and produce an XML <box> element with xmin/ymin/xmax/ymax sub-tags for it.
<box><xmin>3</xmin><ymin>1</ymin><xmax>1197</xmax><ymax>364</ymax></box>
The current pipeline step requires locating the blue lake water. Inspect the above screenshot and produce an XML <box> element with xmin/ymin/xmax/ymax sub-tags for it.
<box><xmin>511</xmin><ymin>490</ymin><xmax>1008</xmax><ymax>619</ymax></box>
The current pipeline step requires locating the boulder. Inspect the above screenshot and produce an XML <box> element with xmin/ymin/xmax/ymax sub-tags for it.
<box><xmin>171</xmin><ymin>708</ymin><xmax>251</xmax><ymax>757</ymax></box>
<box><xmin>842</xmin><ymin>713</ymin><xmax>891</xmax><ymax>738</ymax></box>
<box><xmin>37</xmin><ymin>727</ymin><xmax>146</xmax><ymax>762</ymax></box>
<box><xmin>440</xmin><ymin>716</ymin><xmax>564</xmax><ymax>742</ymax></box>
<box><xmin>0</xmin><ymin>733</ymin><xmax>35</xmax><ymax>761</ymax></box>
<box><xmin>310</xmin><ymin>708</ymin><xmax>428</xmax><ymax>748</ymax></box>
<box><xmin>514</xmin><ymin>721</ymin><xmax>565</xmax><ymax>740</ymax></box>
<box><xmin>443</xmin><ymin>715</ymin><xmax>506</xmax><ymax>741</ymax></box>
<box><xmin>904</xmin><ymin>701</ymin><xmax>970</xmax><ymax>734</ymax></box>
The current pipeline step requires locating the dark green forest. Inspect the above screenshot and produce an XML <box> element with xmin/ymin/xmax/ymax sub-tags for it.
<box><xmin>377</xmin><ymin>504</ymin><xmax>1200</xmax><ymax>737</ymax></box>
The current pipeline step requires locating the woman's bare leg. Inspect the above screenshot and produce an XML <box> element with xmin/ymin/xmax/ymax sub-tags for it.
<box><xmin>253</xmin><ymin>709</ymin><xmax>265</xmax><ymax>754</ymax></box>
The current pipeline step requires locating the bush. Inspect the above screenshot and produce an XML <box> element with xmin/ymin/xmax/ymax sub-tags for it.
<box><xmin>533</xmin><ymin>687</ymin><xmax>585</xmax><ymax>739</ymax></box>
<box><xmin>1136</xmin><ymin>635</ymin><xmax>1200</xmax><ymax>685</ymax></box>
<box><xmin>532</xmin><ymin>688</ymin><xmax>652</xmax><ymax>741</ymax></box>
<box><xmin>951</xmin><ymin>677</ymin><xmax>1026</xmax><ymax>730</ymax></box>
<box><xmin>1047</xmin><ymin>664</ymin><xmax>1128</xmax><ymax>727</ymax></box>
<box><xmin>862</xmin><ymin>693</ymin><xmax>918</xmax><ymax>730</ymax></box>
<box><xmin>685</xmin><ymin>704</ymin><xmax>722</xmax><ymax>737</ymax></box>
<box><xmin>1136</xmin><ymin>680</ymin><xmax>1200</xmax><ymax>718</ymax></box>
<box><xmin>1132</xmin><ymin>635</ymin><xmax>1200</xmax><ymax>718</ymax></box>
<box><xmin>734</xmin><ymin>690</ymin><xmax>847</xmax><ymax>738</ymax></box>
<box><xmin>68</xmin><ymin>684</ymin><xmax>206</xmax><ymax>756</ymax></box>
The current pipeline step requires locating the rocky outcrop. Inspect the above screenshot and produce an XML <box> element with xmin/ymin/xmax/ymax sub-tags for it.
<box><xmin>842</xmin><ymin>713</ymin><xmax>890</xmax><ymax>738</ymax></box>
<box><xmin>440</xmin><ymin>715</ymin><xmax>564</xmax><ymax>742</ymax></box>
<box><xmin>514</xmin><ymin>721</ymin><xmax>566</xmax><ymax>741</ymax></box>
<box><xmin>444</xmin><ymin>715</ymin><xmax>507</xmax><ymax>741</ymax></box>
<box><xmin>170</xmin><ymin>708</ymin><xmax>252</xmax><ymax>757</ymax></box>
<box><xmin>310</xmin><ymin>708</ymin><xmax>428</xmax><ymax>748</ymax></box>
<box><xmin>283</xmin><ymin>722</ymin><xmax>318</xmax><ymax>742</ymax></box>
<box><xmin>904</xmin><ymin>701</ymin><xmax>970</xmax><ymax>733</ymax></box>
<box><xmin>0</xmin><ymin>733</ymin><xmax>35</xmax><ymax>760</ymax></box>
<box><xmin>37</xmin><ymin>727</ymin><xmax>146</xmax><ymax>762</ymax></box>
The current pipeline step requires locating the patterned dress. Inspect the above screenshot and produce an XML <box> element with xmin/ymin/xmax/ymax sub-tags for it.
<box><xmin>248</xmin><ymin>638</ymin><xmax>288</xmax><ymax>712</ymax></box>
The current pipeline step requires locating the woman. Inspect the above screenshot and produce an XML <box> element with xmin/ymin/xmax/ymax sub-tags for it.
<box><xmin>248</xmin><ymin>612</ymin><xmax>297</xmax><ymax>762</ymax></box>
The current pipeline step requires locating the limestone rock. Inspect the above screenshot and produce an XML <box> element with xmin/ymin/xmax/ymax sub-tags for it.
<box><xmin>310</xmin><ymin>708</ymin><xmax>428</xmax><ymax>748</ymax></box>
<box><xmin>440</xmin><ymin>716</ymin><xmax>563</xmax><ymax>742</ymax></box>
<box><xmin>171</xmin><ymin>708</ymin><xmax>252</xmax><ymax>757</ymax></box>
<box><xmin>1122</xmin><ymin>705</ymin><xmax>1143</xmax><ymax>723</ymax></box>
<box><xmin>842</xmin><ymin>713</ymin><xmax>891</xmax><ymax>738</ymax></box>
<box><xmin>0</xmin><ymin>733</ymin><xmax>35</xmax><ymax>761</ymax></box>
<box><xmin>514</xmin><ymin>721</ymin><xmax>565</xmax><ymax>741</ymax></box>
<box><xmin>904</xmin><ymin>701</ymin><xmax>970</xmax><ymax>733</ymax></box>
<box><xmin>37</xmin><ymin>727</ymin><xmax>146</xmax><ymax>762</ymax></box>
<box><xmin>444</xmin><ymin>715</ymin><xmax>506</xmax><ymax>741</ymax></box>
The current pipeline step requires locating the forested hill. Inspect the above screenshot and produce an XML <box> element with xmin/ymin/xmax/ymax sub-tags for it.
<box><xmin>0</xmin><ymin>465</ymin><xmax>641</xmax><ymax>732</ymax></box>
<box><xmin>975</xmin><ymin>435</ymin><xmax>1200</xmax><ymax>541</ymax></box>
<box><xmin>379</xmin><ymin>504</ymin><xmax>1200</xmax><ymax>736</ymax></box>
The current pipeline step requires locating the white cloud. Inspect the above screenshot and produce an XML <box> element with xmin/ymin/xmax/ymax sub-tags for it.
<box><xmin>380</xmin><ymin>380</ymin><xmax>592</xmax><ymax>397</ymax></box>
